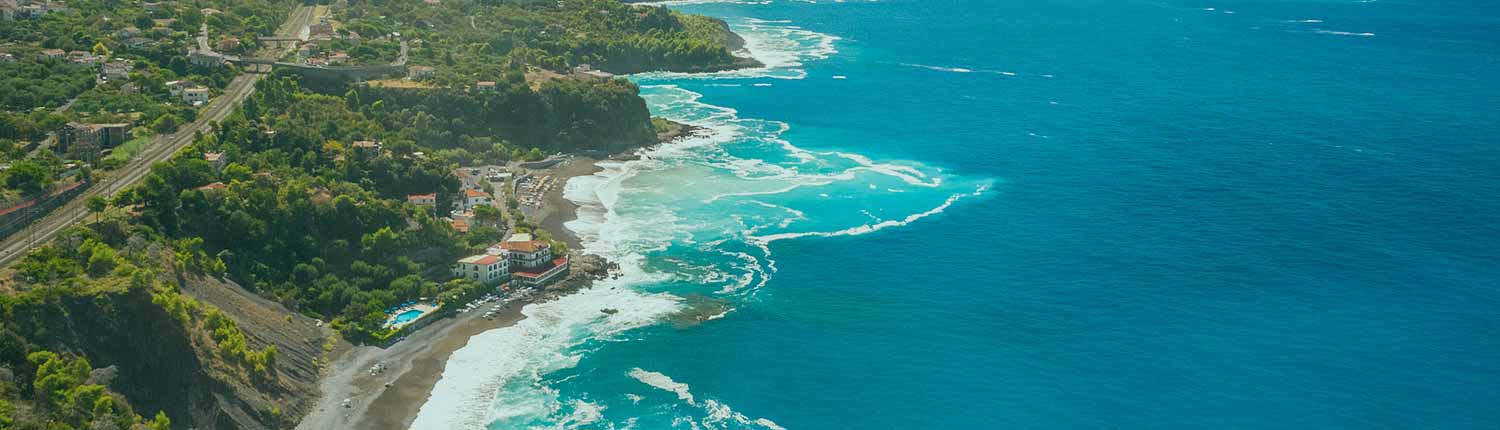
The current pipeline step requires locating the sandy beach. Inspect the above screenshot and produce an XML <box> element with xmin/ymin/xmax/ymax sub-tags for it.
<box><xmin>534</xmin><ymin>156</ymin><xmax>603</xmax><ymax>249</ymax></box>
<box><xmin>296</xmin><ymin>157</ymin><xmax>607</xmax><ymax>429</ymax></box>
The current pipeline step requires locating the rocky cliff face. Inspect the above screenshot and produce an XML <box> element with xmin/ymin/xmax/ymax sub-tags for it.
<box><xmin>17</xmin><ymin>274</ymin><xmax>329</xmax><ymax>430</ymax></box>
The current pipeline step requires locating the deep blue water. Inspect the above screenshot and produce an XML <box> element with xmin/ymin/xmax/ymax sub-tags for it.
<box><xmin>415</xmin><ymin>0</ymin><xmax>1500</xmax><ymax>428</ymax></box>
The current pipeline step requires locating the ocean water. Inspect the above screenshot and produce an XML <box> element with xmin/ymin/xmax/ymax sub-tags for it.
<box><xmin>411</xmin><ymin>0</ymin><xmax>1500</xmax><ymax>429</ymax></box>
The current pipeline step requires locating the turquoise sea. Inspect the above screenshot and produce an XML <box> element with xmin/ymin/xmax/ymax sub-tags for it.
<box><xmin>412</xmin><ymin>0</ymin><xmax>1500</xmax><ymax>428</ymax></box>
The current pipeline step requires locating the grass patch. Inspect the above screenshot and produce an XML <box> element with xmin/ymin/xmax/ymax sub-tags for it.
<box><xmin>102</xmin><ymin>136</ymin><xmax>152</xmax><ymax>165</ymax></box>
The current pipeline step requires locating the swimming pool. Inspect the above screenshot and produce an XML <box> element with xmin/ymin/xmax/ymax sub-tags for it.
<box><xmin>391</xmin><ymin>309</ymin><xmax>425</xmax><ymax>325</ymax></box>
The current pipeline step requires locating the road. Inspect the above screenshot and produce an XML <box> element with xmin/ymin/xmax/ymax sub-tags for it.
<box><xmin>0</xmin><ymin>5</ymin><xmax>318</xmax><ymax>267</ymax></box>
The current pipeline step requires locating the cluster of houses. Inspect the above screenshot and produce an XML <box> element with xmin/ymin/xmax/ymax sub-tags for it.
<box><xmin>0</xmin><ymin>0</ymin><xmax>67</xmax><ymax>21</ymax></box>
<box><xmin>453</xmin><ymin>233</ymin><xmax>570</xmax><ymax>289</ymax></box>
<box><xmin>295</xmin><ymin>16</ymin><xmax>363</xmax><ymax>67</ymax></box>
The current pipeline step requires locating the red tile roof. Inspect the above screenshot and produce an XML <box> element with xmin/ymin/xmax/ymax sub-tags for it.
<box><xmin>464</xmin><ymin>189</ymin><xmax>490</xmax><ymax>198</ymax></box>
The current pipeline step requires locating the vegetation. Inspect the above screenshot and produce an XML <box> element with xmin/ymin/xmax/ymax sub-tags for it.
<box><xmin>0</xmin><ymin>0</ymin><xmax>752</xmax><ymax>426</ymax></box>
<box><xmin>340</xmin><ymin>0</ymin><xmax>752</xmax><ymax>76</ymax></box>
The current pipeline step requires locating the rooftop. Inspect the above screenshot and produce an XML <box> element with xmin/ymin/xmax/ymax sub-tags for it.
<box><xmin>458</xmin><ymin>254</ymin><xmax>502</xmax><ymax>265</ymax></box>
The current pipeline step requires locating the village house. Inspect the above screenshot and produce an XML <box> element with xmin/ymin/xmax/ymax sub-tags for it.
<box><xmin>450</xmin><ymin>219</ymin><xmax>469</xmax><ymax>233</ymax></box>
<box><xmin>167</xmin><ymin>80</ymin><xmax>192</xmax><ymax>96</ymax></box>
<box><xmin>188</xmin><ymin>48</ymin><xmax>224</xmax><ymax>67</ymax></box>
<box><xmin>407</xmin><ymin>193</ymin><xmax>436</xmax><ymax>205</ymax></box>
<box><xmin>125</xmin><ymin>37</ymin><xmax>154</xmax><ymax>49</ymax></box>
<box><xmin>195</xmin><ymin>182</ymin><xmax>227</xmax><ymax>192</ymax></box>
<box><xmin>0</xmin><ymin>0</ymin><xmax>15</xmax><ymax>21</ymax></box>
<box><xmin>0</xmin><ymin>52</ymin><xmax>14</xmax><ymax>62</ymax></box>
<box><xmin>572</xmin><ymin>64</ymin><xmax>614</xmax><ymax>80</ymax></box>
<box><xmin>408</xmin><ymin>65</ymin><xmax>434</xmax><ymax>80</ymax></box>
<box><xmin>217</xmin><ymin>38</ymin><xmax>240</xmax><ymax>52</ymax></box>
<box><xmin>453</xmin><ymin>254</ymin><xmax>508</xmax><ymax>286</ymax></box>
<box><xmin>68</xmin><ymin>51</ymin><xmax>99</xmax><ymax>64</ymax></box>
<box><xmin>204</xmin><ymin>152</ymin><xmax>226</xmax><ymax>172</ymax></box>
<box><xmin>460</xmin><ymin>189</ymin><xmax>492</xmax><ymax>211</ymax></box>
<box><xmin>38</xmin><ymin>49</ymin><xmax>65</xmax><ymax>61</ymax></box>
<box><xmin>100</xmin><ymin>60</ymin><xmax>133</xmax><ymax>82</ymax></box>
<box><xmin>118</xmin><ymin>26</ymin><xmax>141</xmax><ymax>38</ymax></box>
<box><xmin>474</xmin><ymin>81</ymin><xmax>497</xmax><ymax>92</ymax></box>
<box><xmin>182</xmin><ymin>86</ymin><xmax>210</xmax><ymax>105</ymax></box>
<box><xmin>351</xmin><ymin>140</ymin><xmax>381</xmax><ymax>155</ymax></box>
<box><xmin>328</xmin><ymin>51</ymin><xmax>350</xmax><ymax>64</ymax></box>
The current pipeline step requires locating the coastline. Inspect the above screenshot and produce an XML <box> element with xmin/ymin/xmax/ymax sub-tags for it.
<box><xmin>296</xmin><ymin>17</ymin><xmax>757</xmax><ymax>430</ymax></box>
<box><xmin>296</xmin><ymin>156</ymin><xmax>610</xmax><ymax>429</ymax></box>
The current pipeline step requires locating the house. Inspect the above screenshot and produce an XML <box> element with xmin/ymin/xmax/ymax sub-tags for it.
<box><xmin>474</xmin><ymin>81</ymin><xmax>497</xmax><ymax>92</ymax></box>
<box><xmin>0</xmin><ymin>52</ymin><xmax>14</xmax><ymax>62</ymax></box>
<box><xmin>195</xmin><ymin>182</ymin><xmax>227</xmax><ymax>192</ymax></box>
<box><xmin>39</xmin><ymin>49</ymin><xmax>65</xmax><ymax>61</ymax></box>
<box><xmin>499</xmin><ymin>233</ymin><xmax>552</xmax><ymax>271</ymax></box>
<box><xmin>407</xmin><ymin>193</ymin><xmax>436</xmax><ymax>205</ymax></box>
<box><xmin>100</xmin><ymin>60</ymin><xmax>133</xmax><ymax>81</ymax></box>
<box><xmin>182</xmin><ymin>86</ymin><xmax>210</xmax><ymax>105</ymax></box>
<box><xmin>572</xmin><ymin>64</ymin><xmax>614</xmax><ymax>80</ymax></box>
<box><xmin>450</xmin><ymin>219</ymin><xmax>469</xmax><ymax>233</ymax></box>
<box><xmin>58</xmin><ymin>122</ymin><xmax>132</xmax><ymax>159</ymax></box>
<box><xmin>203</xmin><ymin>152</ymin><xmax>226</xmax><ymax>171</ymax></box>
<box><xmin>188</xmin><ymin>49</ymin><xmax>224</xmax><ymax>67</ymax></box>
<box><xmin>152</xmin><ymin>18</ymin><xmax>176</xmax><ymax>29</ymax></box>
<box><xmin>0</xmin><ymin>0</ymin><xmax>15</xmax><ymax>21</ymax></box>
<box><xmin>453</xmin><ymin>253</ymin><xmax>508</xmax><ymax>286</ymax></box>
<box><xmin>328</xmin><ymin>51</ymin><xmax>349</xmax><ymax>64</ymax></box>
<box><xmin>351</xmin><ymin>140</ymin><xmax>381</xmax><ymax>155</ymax></box>
<box><xmin>407</xmin><ymin>65</ymin><xmax>434</xmax><ymax>79</ymax></box>
<box><xmin>217</xmin><ymin>38</ymin><xmax>240</xmax><ymax>52</ymax></box>
<box><xmin>118</xmin><ymin>26</ymin><xmax>141</xmax><ymax>38</ymax></box>
<box><xmin>199</xmin><ymin>8</ymin><xmax>221</xmax><ymax>16</ymax></box>
<box><xmin>461</xmin><ymin>189</ymin><xmax>492</xmax><ymax>211</ymax></box>
<box><xmin>125</xmin><ymin>37</ymin><xmax>154</xmax><ymax>49</ymax></box>
<box><xmin>68</xmin><ymin>51</ymin><xmax>98</xmax><ymax>64</ymax></box>
<box><xmin>500</xmin><ymin>234</ymin><xmax>569</xmax><ymax>288</ymax></box>
<box><xmin>167</xmin><ymin>80</ymin><xmax>193</xmax><ymax>96</ymax></box>
<box><xmin>142</xmin><ymin>1</ymin><xmax>163</xmax><ymax>12</ymax></box>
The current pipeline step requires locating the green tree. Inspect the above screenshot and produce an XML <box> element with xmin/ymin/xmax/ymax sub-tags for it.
<box><xmin>147</xmin><ymin>411</ymin><xmax>171</xmax><ymax>430</ymax></box>
<box><xmin>86</xmin><ymin>195</ymin><xmax>107</xmax><ymax>221</ymax></box>
<box><xmin>4</xmin><ymin>160</ymin><xmax>53</xmax><ymax>195</ymax></box>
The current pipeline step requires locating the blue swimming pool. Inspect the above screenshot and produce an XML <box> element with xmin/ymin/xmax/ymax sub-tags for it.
<box><xmin>391</xmin><ymin>309</ymin><xmax>424</xmax><ymax>325</ymax></box>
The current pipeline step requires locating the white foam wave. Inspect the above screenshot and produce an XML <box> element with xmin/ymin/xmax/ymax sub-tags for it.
<box><xmin>410</xmin><ymin>270</ymin><xmax>680</xmax><ymax>429</ymax></box>
<box><xmin>751</xmin><ymin>184</ymin><xmax>990</xmax><ymax>243</ymax></box>
<box><xmin>629</xmin><ymin>368</ymin><xmax>787</xmax><ymax>430</ymax></box>
<box><xmin>634</xmin><ymin>18</ymin><xmax>840</xmax><ymax>81</ymax></box>
<box><xmin>1314</xmin><ymin>29</ymin><xmax>1375</xmax><ymax>37</ymax></box>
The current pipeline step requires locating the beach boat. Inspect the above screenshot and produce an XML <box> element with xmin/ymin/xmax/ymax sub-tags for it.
<box><xmin>601</xmin><ymin>308</ymin><xmax>619</xmax><ymax>315</ymax></box>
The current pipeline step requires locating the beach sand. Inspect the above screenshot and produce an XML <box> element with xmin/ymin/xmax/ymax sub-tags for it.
<box><xmin>535</xmin><ymin>156</ymin><xmax>602</xmax><ymax>249</ymax></box>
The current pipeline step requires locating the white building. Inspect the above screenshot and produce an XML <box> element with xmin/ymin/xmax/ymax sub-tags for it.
<box><xmin>461</xmin><ymin>189</ymin><xmax>492</xmax><ymax>211</ymax></box>
<box><xmin>499</xmin><ymin>233</ymin><xmax>552</xmax><ymax>271</ymax></box>
<box><xmin>182</xmin><ymin>87</ymin><xmax>210</xmax><ymax>105</ymax></box>
<box><xmin>452</xmin><ymin>254</ymin><xmax>508</xmax><ymax>286</ymax></box>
